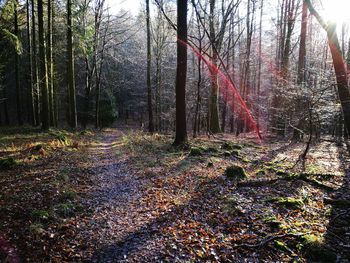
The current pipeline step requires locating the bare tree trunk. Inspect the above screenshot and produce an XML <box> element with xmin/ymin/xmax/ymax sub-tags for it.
<box><xmin>95</xmin><ymin>8</ymin><xmax>108</xmax><ymax>129</ymax></box>
<box><xmin>256</xmin><ymin>0</ymin><xmax>263</xmax><ymax>132</ymax></box>
<box><xmin>293</xmin><ymin>0</ymin><xmax>308</xmax><ymax>141</ymax></box>
<box><xmin>173</xmin><ymin>0</ymin><xmax>188</xmax><ymax>145</ymax></box>
<box><xmin>193</xmin><ymin>41</ymin><xmax>202</xmax><ymax>138</ymax></box>
<box><xmin>38</xmin><ymin>0</ymin><xmax>50</xmax><ymax>130</ymax></box>
<box><xmin>47</xmin><ymin>0</ymin><xmax>55</xmax><ymax>126</ymax></box>
<box><xmin>297</xmin><ymin>0</ymin><xmax>307</xmax><ymax>85</ymax></box>
<box><xmin>14</xmin><ymin>0</ymin><xmax>23</xmax><ymax>125</ymax></box>
<box><xmin>208</xmin><ymin>0</ymin><xmax>221</xmax><ymax>133</ymax></box>
<box><xmin>67</xmin><ymin>0</ymin><xmax>77</xmax><ymax>129</ymax></box>
<box><xmin>31</xmin><ymin>0</ymin><xmax>40</xmax><ymax>126</ymax></box>
<box><xmin>26</xmin><ymin>0</ymin><xmax>35</xmax><ymax>125</ymax></box>
<box><xmin>146</xmin><ymin>0</ymin><xmax>154</xmax><ymax>133</ymax></box>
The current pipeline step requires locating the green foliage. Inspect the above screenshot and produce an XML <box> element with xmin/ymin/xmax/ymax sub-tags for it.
<box><xmin>0</xmin><ymin>156</ymin><xmax>17</xmax><ymax>170</ymax></box>
<box><xmin>99</xmin><ymin>96</ymin><xmax>118</xmax><ymax>127</ymax></box>
<box><xmin>31</xmin><ymin>209</ymin><xmax>50</xmax><ymax>221</ymax></box>
<box><xmin>225</xmin><ymin>165</ymin><xmax>247</xmax><ymax>181</ymax></box>
<box><xmin>2</xmin><ymin>29</ymin><xmax>22</xmax><ymax>55</ymax></box>
<box><xmin>49</xmin><ymin>130</ymin><xmax>72</xmax><ymax>146</ymax></box>
<box><xmin>54</xmin><ymin>203</ymin><xmax>79</xmax><ymax>218</ymax></box>
<box><xmin>60</xmin><ymin>190</ymin><xmax>77</xmax><ymax>201</ymax></box>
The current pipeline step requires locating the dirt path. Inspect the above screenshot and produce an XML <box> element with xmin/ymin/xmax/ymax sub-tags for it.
<box><xmin>76</xmin><ymin>129</ymin><xmax>164</xmax><ymax>262</ymax></box>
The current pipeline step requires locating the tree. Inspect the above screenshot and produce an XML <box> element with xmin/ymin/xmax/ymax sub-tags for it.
<box><xmin>95</xmin><ymin>1</ymin><xmax>108</xmax><ymax>129</ymax></box>
<box><xmin>305</xmin><ymin>0</ymin><xmax>350</xmax><ymax>135</ymax></box>
<box><xmin>31</xmin><ymin>0</ymin><xmax>40</xmax><ymax>126</ymax></box>
<box><xmin>67</xmin><ymin>0</ymin><xmax>77</xmax><ymax>129</ymax></box>
<box><xmin>14</xmin><ymin>0</ymin><xmax>22</xmax><ymax>125</ymax></box>
<box><xmin>173</xmin><ymin>0</ymin><xmax>188</xmax><ymax>145</ymax></box>
<box><xmin>26</xmin><ymin>0</ymin><xmax>35</xmax><ymax>125</ymax></box>
<box><xmin>207</xmin><ymin>0</ymin><xmax>237</xmax><ymax>133</ymax></box>
<box><xmin>146</xmin><ymin>0</ymin><xmax>154</xmax><ymax>132</ymax></box>
<box><xmin>37</xmin><ymin>0</ymin><xmax>50</xmax><ymax>129</ymax></box>
<box><xmin>292</xmin><ymin>0</ymin><xmax>308</xmax><ymax>141</ymax></box>
<box><xmin>47</xmin><ymin>0</ymin><xmax>55</xmax><ymax>126</ymax></box>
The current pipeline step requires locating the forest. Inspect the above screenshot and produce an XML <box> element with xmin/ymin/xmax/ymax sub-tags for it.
<box><xmin>0</xmin><ymin>0</ymin><xmax>349</xmax><ymax>261</ymax></box>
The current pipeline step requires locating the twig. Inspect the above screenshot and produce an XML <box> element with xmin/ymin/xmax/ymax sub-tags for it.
<box><xmin>233</xmin><ymin>232</ymin><xmax>308</xmax><ymax>249</ymax></box>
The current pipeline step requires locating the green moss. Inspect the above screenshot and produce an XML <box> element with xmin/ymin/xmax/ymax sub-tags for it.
<box><xmin>266</xmin><ymin>197</ymin><xmax>304</xmax><ymax>209</ymax></box>
<box><xmin>241</xmin><ymin>157</ymin><xmax>250</xmax><ymax>163</ymax></box>
<box><xmin>276</xmin><ymin>170</ymin><xmax>289</xmax><ymax>177</ymax></box>
<box><xmin>223</xmin><ymin>151</ymin><xmax>231</xmax><ymax>157</ymax></box>
<box><xmin>0</xmin><ymin>157</ymin><xmax>17</xmax><ymax>170</ymax></box>
<box><xmin>231</xmin><ymin>149</ymin><xmax>240</xmax><ymax>157</ymax></box>
<box><xmin>221</xmin><ymin>142</ymin><xmax>243</xmax><ymax>151</ymax></box>
<box><xmin>263</xmin><ymin>216</ymin><xmax>283</xmax><ymax>229</ymax></box>
<box><xmin>206</xmin><ymin>146</ymin><xmax>219</xmax><ymax>153</ymax></box>
<box><xmin>221</xmin><ymin>142</ymin><xmax>234</xmax><ymax>150</ymax></box>
<box><xmin>189</xmin><ymin>147</ymin><xmax>203</xmax><ymax>156</ymax></box>
<box><xmin>274</xmin><ymin>240</ymin><xmax>289</xmax><ymax>251</ymax></box>
<box><xmin>225</xmin><ymin>165</ymin><xmax>247</xmax><ymax>181</ymax></box>
<box><xmin>299</xmin><ymin>235</ymin><xmax>336</xmax><ymax>262</ymax></box>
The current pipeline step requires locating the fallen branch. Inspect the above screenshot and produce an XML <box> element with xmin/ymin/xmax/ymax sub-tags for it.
<box><xmin>237</xmin><ymin>174</ymin><xmax>336</xmax><ymax>191</ymax></box>
<box><xmin>301</xmin><ymin>177</ymin><xmax>335</xmax><ymax>191</ymax></box>
<box><xmin>233</xmin><ymin>232</ymin><xmax>307</xmax><ymax>249</ymax></box>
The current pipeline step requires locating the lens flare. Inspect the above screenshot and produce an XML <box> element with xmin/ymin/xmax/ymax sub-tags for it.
<box><xmin>178</xmin><ymin>39</ymin><xmax>262</xmax><ymax>142</ymax></box>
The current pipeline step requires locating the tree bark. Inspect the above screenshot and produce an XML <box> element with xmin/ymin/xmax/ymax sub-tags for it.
<box><xmin>67</xmin><ymin>0</ymin><xmax>77</xmax><ymax>129</ymax></box>
<box><xmin>47</xmin><ymin>0</ymin><xmax>55</xmax><ymax>126</ymax></box>
<box><xmin>173</xmin><ymin>0</ymin><xmax>188</xmax><ymax>145</ymax></box>
<box><xmin>14</xmin><ymin>0</ymin><xmax>23</xmax><ymax>125</ymax></box>
<box><xmin>293</xmin><ymin>0</ymin><xmax>308</xmax><ymax>141</ymax></box>
<box><xmin>208</xmin><ymin>0</ymin><xmax>221</xmax><ymax>133</ymax></box>
<box><xmin>38</xmin><ymin>0</ymin><xmax>50</xmax><ymax>130</ymax></box>
<box><xmin>146</xmin><ymin>0</ymin><xmax>154</xmax><ymax>133</ymax></box>
<box><xmin>31</xmin><ymin>0</ymin><xmax>40</xmax><ymax>126</ymax></box>
<box><xmin>257</xmin><ymin>0</ymin><xmax>263</xmax><ymax>132</ymax></box>
<box><xmin>26</xmin><ymin>0</ymin><xmax>35</xmax><ymax>125</ymax></box>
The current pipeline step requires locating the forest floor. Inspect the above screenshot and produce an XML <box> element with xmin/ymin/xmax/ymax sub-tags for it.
<box><xmin>0</xmin><ymin>126</ymin><xmax>349</xmax><ymax>262</ymax></box>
